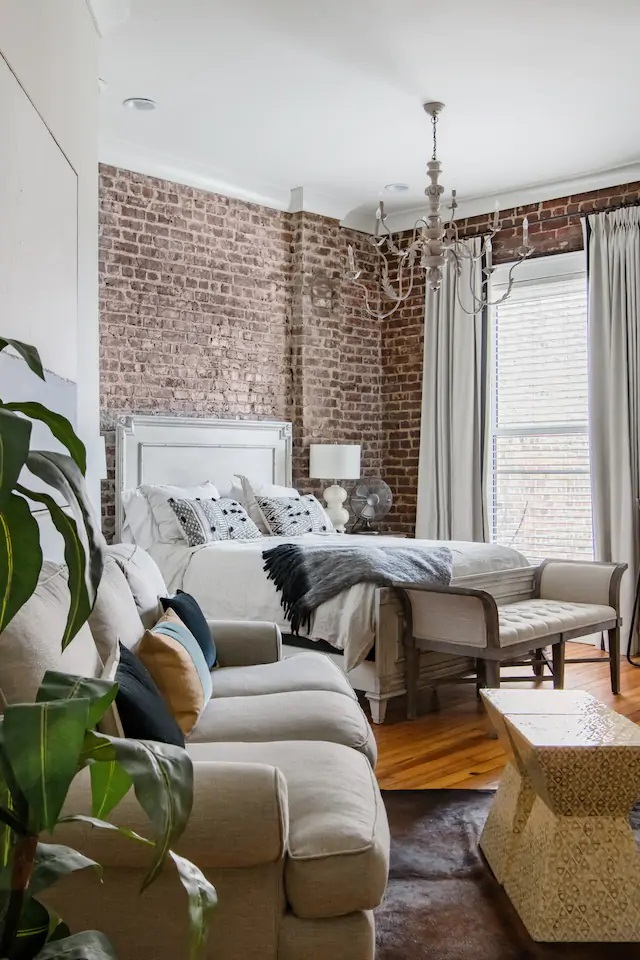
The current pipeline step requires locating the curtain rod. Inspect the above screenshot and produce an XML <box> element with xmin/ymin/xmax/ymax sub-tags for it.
<box><xmin>461</xmin><ymin>198</ymin><xmax>640</xmax><ymax>232</ymax></box>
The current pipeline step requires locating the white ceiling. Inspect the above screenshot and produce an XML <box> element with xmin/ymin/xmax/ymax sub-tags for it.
<box><xmin>97</xmin><ymin>0</ymin><xmax>640</xmax><ymax>232</ymax></box>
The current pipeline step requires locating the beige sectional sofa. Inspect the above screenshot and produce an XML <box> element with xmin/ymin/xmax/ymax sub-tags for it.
<box><xmin>0</xmin><ymin>546</ymin><xmax>389</xmax><ymax>960</ymax></box>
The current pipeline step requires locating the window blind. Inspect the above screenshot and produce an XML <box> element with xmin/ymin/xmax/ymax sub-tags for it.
<box><xmin>491</xmin><ymin>272</ymin><xmax>593</xmax><ymax>562</ymax></box>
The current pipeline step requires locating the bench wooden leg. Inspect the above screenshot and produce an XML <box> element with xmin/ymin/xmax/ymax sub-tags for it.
<box><xmin>476</xmin><ymin>659</ymin><xmax>486</xmax><ymax>699</ymax></box>
<box><xmin>484</xmin><ymin>660</ymin><xmax>500</xmax><ymax>689</ymax></box>
<box><xmin>531</xmin><ymin>647</ymin><xmax>545</xmax><ymax>679</ymax></box>
<box><xmin>405</xmin><ymin>643</ymin><xmax>420</xmax><ymax>719</ymax></box>
<box><xmin>551</xmin><ymin>640</ymin><xmax>565</xmax><ymax>689</ymax></box>
<box><xmin>608</xmin><ymin>625</ymin><xmax>621</xmax><ymax>695</ymax></box>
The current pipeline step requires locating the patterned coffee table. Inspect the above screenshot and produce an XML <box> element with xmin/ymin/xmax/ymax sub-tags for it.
<box><xmin>480</xmin><ymin>689</ymin><xmax>640</xmax><ymax>942</ymax></box>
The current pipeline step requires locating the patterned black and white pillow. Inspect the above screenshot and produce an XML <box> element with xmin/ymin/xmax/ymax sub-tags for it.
<box><xmin>168</xmin><ymin>497</ymin><xmax>262</xmax><ymax>547</ymax></box>
<box><xmin>256</xmin><ymin>494</ymin><xmax>334</xmax><ymax>536</ymax></box>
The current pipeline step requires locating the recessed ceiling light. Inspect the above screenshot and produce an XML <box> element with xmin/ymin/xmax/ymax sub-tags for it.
<box><xmin>385</xmin><ymin>183</ymin><xmax>409</xmax><ymax>193</ymax></box>
<box><xmin>122</xmin><ymin>97</ymin><xmax>157</xmax><ymax>111</ymax></box>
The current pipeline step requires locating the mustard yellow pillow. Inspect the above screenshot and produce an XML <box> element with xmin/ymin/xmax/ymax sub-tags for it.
<box><xmin>136</xmin><ymin>609</ymin><xmax>213</xmax><ymax>735</ymax></box>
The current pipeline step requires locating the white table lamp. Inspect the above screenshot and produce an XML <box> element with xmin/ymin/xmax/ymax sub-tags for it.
<box><xmin>309</xmin><ymin>443</ymin><xmax>361</xmax><ymax>533</ymax></box>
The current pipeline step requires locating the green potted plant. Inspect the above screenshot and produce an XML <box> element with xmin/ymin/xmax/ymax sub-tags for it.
<box><xmin>0</xmin><ymin>338</ymin><xmax>216</xmax><ymax>959</ymax></box>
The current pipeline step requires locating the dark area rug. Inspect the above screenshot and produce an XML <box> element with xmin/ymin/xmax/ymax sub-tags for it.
<box><xmin>377</xmin><ymin>790</ymin><xmax>640</xmax><ymax>960</ymax></box>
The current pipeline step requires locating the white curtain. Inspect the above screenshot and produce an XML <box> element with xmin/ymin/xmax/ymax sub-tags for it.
<box><xmin>415</xmin><ymin>237</ymin><xmax>489</xmax><ymax>541</ymax></box>
<box><xmin>585</xmin><ymin>207</ymin><xmax>640</xmax><ymax>653</ymax></box>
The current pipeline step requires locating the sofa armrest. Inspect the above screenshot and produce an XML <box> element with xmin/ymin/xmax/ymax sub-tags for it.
<box><xmin>50</xmin><ymin>760</ymin><xmax>288</xmax><ymax>870</ymax></box>
<box><xmin>535</xmin><ymin>560</ymin><xmax>627</xmax><ymax>610</ymax></box>
<box><xmin>209</xmin><ymin>620</ymin><xmax>282</xmax><ymax>666</ymax></box>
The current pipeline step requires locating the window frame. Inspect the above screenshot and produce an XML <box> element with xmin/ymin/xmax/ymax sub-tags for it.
<box><xmin>488</xmin><ymin>250</ymin><xmax>592</xmax><ymax>559</ymax></box>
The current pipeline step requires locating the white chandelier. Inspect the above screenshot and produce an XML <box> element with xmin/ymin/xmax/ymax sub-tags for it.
<box><xmin>346</xmin><ymin>102</ymin><xmax>534</xmax><ymax>319</ymax></box>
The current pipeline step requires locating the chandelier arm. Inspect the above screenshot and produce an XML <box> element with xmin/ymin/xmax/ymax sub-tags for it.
<box><xmin>350</xmin><ymin>273</ymin><xmax>409</xmax><ymax>321</ymax></box>
<box><xmin>380</xmin><ymin>248</ymin><xmax>418</xmax><ymax>305</ymax></box>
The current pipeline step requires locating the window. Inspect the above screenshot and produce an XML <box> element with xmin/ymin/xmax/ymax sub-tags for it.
<box><xmin>490</xmin><ymin>252</ymin><xmax>593</xmax><ymax>562</ymax></box>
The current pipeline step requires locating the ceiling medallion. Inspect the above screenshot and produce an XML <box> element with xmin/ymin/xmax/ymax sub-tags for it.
<box><xmin>347</xmin><ymin>102</ymin><xmax>534</xmax><ymax>318</ymax></box>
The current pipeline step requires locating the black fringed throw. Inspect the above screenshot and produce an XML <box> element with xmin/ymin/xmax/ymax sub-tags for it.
<box><xmin>262</xmin><ymin>542</ymin><xmax>453</xmax><ymax>634</ymax></box>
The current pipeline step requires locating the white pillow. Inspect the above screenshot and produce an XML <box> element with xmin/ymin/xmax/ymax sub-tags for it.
<box><xmin>139</xmin><ymin>482</ymin><xmax>221</xmax><ymax>544</ymax></box>
<box><xmin>236</xmin><ymin>475</ymin><xmax>300</xmax><ymax>534</ymax></box>
<box><xmin>122</xmin><ymin>489</ymin><xmax>160</xmax><ymax>550</ymax></box>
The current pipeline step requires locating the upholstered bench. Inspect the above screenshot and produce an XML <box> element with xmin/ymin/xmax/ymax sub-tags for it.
<box><xmin>395</xmin><ymin>558</ymin><xmax>626</xmax><ymax>718</ymax></box>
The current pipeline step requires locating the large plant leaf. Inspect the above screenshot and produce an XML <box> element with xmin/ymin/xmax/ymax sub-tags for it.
<box><xmin>3</xmin><ymin>404</ymin><xmax>86</xmax><ymax>475</ymax></box>
<box><xmin>58</xmin><ymin>814</ymin><xmax>151</xmax><ymax>847</ymax></box>
<box><xmin>3</xmin><ymin>700</ymin><xmax>90</xmax><ymax>833</ymax></box>
<box><xmin>169</xmin><ymin>851</ymin><xmax>217</xmax><ymax>960</ymax></box>
<box><xmin>0</xmin><ymin>409</ymin><xmax>31</xmax><ymax>506</ymax></box>
<box><xmin>90</xmin><ymin>762</ymin><xmax>132</xmax><ymax>821</ymax></box>
<box><xmin>11</xmin><ymin>896</ymin><xmax>50</xmax><ymax>960</ymax></box>
<box><xmin>25</xmin><ymin>451</ymin><xmax>104</xmax><ymax>613</ymax></box>
<box><xmin>29</xmin><ymin>844</ymin><xmax>101</xmax><ymax>897</ymax></box>
<box><xmin>0</xmin><ymin>492</ymin><xmax>43</xmax><ymax>632</ymax></box>
<box><xmin>35</xmin><ymin>931</ymin><xmax>116</xmax><ymax>960</ymax></box>
<box><xmin>46</xmin><ymin>918</ymin><xmax>71</xmax><ymax>945</ymax></box>
<box><xmin>36</xmin><ymin>672</ymin><xmax>117</xmax><ymax>729</ymax></box>
<box><xmin>0</xmin><ymin>339</ymin><xmax>44</xmax><ymax>380</ymax></box>
<box><xmin>17</xmin><ymin>488</ymin><xmax>93</xmax><ymax>648</ymax></box>
<box><xmin>80</xmin><ymin>733</ymin><xmax>193</xmax><ymax>888</ymax></box>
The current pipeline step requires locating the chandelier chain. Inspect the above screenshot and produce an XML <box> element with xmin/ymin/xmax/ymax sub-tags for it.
<box><xmin>431</xmin><ymin>115</ymin><xmax>438</xmax><ymax>162</ymax></box>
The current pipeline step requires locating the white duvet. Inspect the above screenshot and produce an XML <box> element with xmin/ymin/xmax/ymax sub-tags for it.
<box><xmin>149</xmin><ymin>535</ymin><xmax>528</xmax><ymax>671</ymax></box>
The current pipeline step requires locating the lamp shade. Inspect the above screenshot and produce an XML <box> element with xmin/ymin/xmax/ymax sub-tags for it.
<box><xmin>309</xmin><ymin>443</ymin><xmax>361</xmax><ymax>480</ymax></box>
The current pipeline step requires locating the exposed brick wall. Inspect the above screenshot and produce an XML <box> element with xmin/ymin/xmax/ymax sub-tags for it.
<box><xmin>100</xmin><ymin>165</ymin><xmax>640</xmax><ymax>541</ymax></box>
<box><xmin>99</xmin><ymin>166</ymin><xmax>381</xmax><ymax>538</ymax></box>
<box><xmin>382</xmin><ymin>180</ymin><xmax>640</xmax><ymax>534</ymax></box>
<box><xmin>290</xmin><ymin>212</ymin><xmax>381</xmax><ymax>499</ymax></box>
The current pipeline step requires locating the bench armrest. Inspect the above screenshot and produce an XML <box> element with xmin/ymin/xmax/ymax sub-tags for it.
<box><xmin>50</xmin><ymin>760</ymin><xmax>288</xmax><ymax>870</ymax></box>
<box><xmin>208</xmin><ymin>620</ymin><xmax>282</xmax><ymax>667</ymax></box>
<box><xmin>392</xmin><ymin>583</ymin><xmax>498</xmax><ymax>649</ymax></box>
<box><xmin>535</xmin><ymin>560</ymin><xmax>627</xmax><ymax>609</ymax></box>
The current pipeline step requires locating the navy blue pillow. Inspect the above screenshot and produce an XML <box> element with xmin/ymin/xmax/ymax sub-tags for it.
<box><xmin>115</xmin><ymin>644</ymin><xmax>185</xmax><ymax>747</ymax></box>
<box><xmin>161</xmin><ymin>591</ymin><xmax>216</xmax><ymax>669</ymax></box>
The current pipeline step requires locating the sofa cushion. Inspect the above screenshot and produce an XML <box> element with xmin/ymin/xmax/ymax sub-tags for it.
<box><xmin>0</xmin><ymin>563</ymin><xmax>102</xmax><ymax>705</ymax></box>
<box><xmin>107</xmin><ymin>544</ymin><xmax>166</xmax><ymax>628</ymax></box>
<box><xmin>137</xmin><ymin>610</ymin><xmax>212</xmax><ymax>735</ymax></box>
<box><xmin>187</xmin><ymin>740</ymin><xmax>389</xmax><ymax>918</ymax></box>
<box><xmin>115</xmin><ymin>643</ymin><xmax>185</xmax><ymax>747</ymax></box>
<box><xmin>212</xmin><ymin>652</ymin><xmax>357</xmax><ymax>701</ymax></box>
<box><xmin>161</xmin><ymin>591</ymin><xmax>216</xmax><ymax>669</ymax></box>
<box><xmin>89</xmin><ymin>556</ymin><xmax>146</xmax><ymax>661</ymax></box>
<box><xmin>188</xmin><ymin>690</ymin><xmax>377</xmax><ymax>765</ymax></box>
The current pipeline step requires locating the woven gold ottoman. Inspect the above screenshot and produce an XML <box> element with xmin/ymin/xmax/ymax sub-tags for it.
<box><xmin>482</xmin><ymin>690</ymin><xmax>640</xmax><ymax>942</ymax></box>
<box><xmin>479</xmin><ymin>689</ymin><xmax>604</xmax><ymax>884</ymax></box>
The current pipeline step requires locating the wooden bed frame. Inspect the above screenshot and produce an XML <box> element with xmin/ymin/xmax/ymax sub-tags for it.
<box><xmin>115</xmin><ymin>413</ymin><xmax>535</xmax><ymax>723</ymax></box>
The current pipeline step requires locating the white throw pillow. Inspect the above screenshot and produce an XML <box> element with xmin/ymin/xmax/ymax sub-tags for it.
<box><xmin>256</xmin><ymin>494</ymin><xmax>334</xmax><ymax>536</ymax></box>
<box><xmin>122</xmin><ymin>489</ymin><xmax>160</xmax><ymax>550</ymax></box>
<box><xmin>168</xmin><ymin>496</ymin><xmax>262</xmax><ymax>546</ymax></box>
<box><xmin>139</xmin><ymin>482</ymin><xmax>221</xmax><ymax>543</ymax></box>
<box><xmin>236</xmin><ymin>475</ymin><xmax>300</xmax><ymax>533</ymax></box>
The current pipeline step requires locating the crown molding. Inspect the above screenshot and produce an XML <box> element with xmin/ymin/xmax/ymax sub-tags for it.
<box><xmin>374</xmin><ymin>160</ymin><xmax>640</xmax><ymax>235</ymax></box>
<box><xmin>289</xmin><ymin>186</ymin><xmax>353</xmax><ymax>222</ymax></box>
<box><xmin>99</xmin><ymin>138</ymin><xmax>640</xmax><ymax>235</ymax></box>
<box><xmin>86</xmin><ymin>0</ymin><xmax>131</xmax><ymax>37</ymax></box>
<box><xmin>100</xmin><ymin>137</ymin><xmax>293</xmax><ymax>210</ymax></box>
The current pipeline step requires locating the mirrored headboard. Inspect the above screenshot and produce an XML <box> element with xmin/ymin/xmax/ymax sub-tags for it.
<box><xmin>115</xmin><ymin>414</ymin><xmax>293</xmax><ymax>539</ymax></box>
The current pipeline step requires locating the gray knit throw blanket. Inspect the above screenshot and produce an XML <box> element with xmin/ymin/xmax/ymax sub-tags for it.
<box><xmin>262</xmin><ymin>542</ymin><xmax>453</xmax><ymax>635</ymax></box>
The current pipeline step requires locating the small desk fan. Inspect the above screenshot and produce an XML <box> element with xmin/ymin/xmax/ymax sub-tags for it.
<box><xmin>350</xmin><ymin>478</ymin><xmax>393</xmax><ymax>533</ymax></box>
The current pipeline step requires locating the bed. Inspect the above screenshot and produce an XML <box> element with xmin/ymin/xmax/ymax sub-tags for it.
<box><xmin>116</xmin><ymin>414</ymin><xmax>534</xmax><ymax>722</ymax></box>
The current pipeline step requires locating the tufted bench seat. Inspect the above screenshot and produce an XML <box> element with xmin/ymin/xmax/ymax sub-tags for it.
<box><xmin>497</xmin><ymin>599</ymin><xmax>617</xmax><ymax>646</ymax></box>
<box><xmin>394</xmin><ymin>559</ymin><xmax>627</xmax><ymax>719</ymax></box>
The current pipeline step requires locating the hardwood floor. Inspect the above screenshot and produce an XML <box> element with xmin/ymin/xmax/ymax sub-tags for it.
<box><xmin>373</xmin><ymin>642</ymin><xmax>640</xmax><ymax>790</ymax></box>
